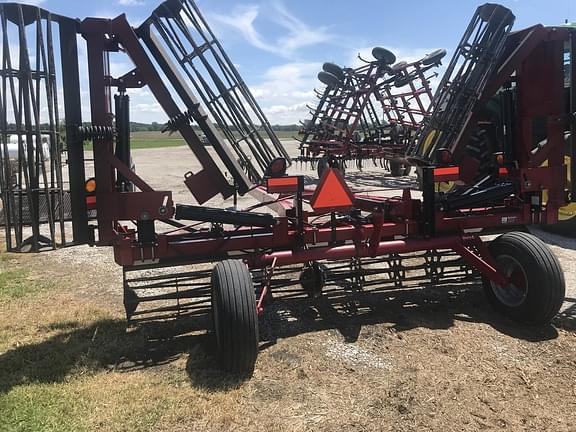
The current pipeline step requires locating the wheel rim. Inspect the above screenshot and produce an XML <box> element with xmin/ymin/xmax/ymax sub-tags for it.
<box><xmin>489</xmin><ymin>254</ymin><xmax>528</xmax><ymax>307</ymax></box>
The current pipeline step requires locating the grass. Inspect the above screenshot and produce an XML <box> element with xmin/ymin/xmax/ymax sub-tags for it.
<box><xmin>0</xmin><ymin>270</ymin><xmax>44</xmax><ymax>301</ymax></box>
<box><xmin>0</xmin><ymin>309</ymin><xmax>232</xmax><ymax>431</ymax></box>
<box><xmin>83</xmin><ymin>130</ymin><xmax>298</xmax><ymax>150</ymax></box>
<box><xmin>0</xmin><ymin>384</ymin><xmax>85</xmax><ymax>432</ymax></box>
<box><xmin>130</xmin><ymin>138</ymin><xmax>187</xmax><ymax>149</ymax></box>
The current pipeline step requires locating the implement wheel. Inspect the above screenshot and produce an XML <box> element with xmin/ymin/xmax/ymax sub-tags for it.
<box><xmin>322</xmin><ymin>62</ymin><xmax>345</xmax><ymax>81</ymax></box>
<box><xmin>482</xmin><ymin>232</ymin><xmax>565</xmax><ymax>325</ymax></box>
<box><xmin>317</xmin><ymin>155</ymin><xmax>345</xmax><ymax>178</ymax></box>
<box><xmin>300</xmin><ymin>262</ymin><xmax>326</xmax><ymax>298</ymax></box>
<box><xmin>211</xmin><ymin>260</ymin><xmax>259</xmax><ymax>375</ymax></box>
<box><xmin>389</xmin><ymin>159</ymin><xmax>411</xmax><ymax>177</ymax></box>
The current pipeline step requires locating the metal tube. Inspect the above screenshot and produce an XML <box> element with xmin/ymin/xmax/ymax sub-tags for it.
<box><xmin>60</xmin><ymin>19</ymin><xmax>88</xmax><ymax>244</ymax></box>
<box><xmin>255</xmin><ymin>236</ymin><xmax>462</xmax><ymax>267</ymax></box>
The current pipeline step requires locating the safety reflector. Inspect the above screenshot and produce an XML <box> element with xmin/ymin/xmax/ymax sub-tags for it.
<box><xmin>433</xmin><ymin>166</ymin><xmax>459</xmax><ymax>176</ymax></box>
<box><xmin>86</xmin><ymin>195</ymin><xmax>97</xmax><ymax>209</ymax></box>
<box><xmin>433</xmin><ymin>166</ymin><xmax>460</xmax><ymax>182</ymax></box>
<box><xmin>310</xmin><ymin>168</ymin><xmax>354</xmax><ymax>212</ymax></box>
<box><xmin>266</xmin><ymin>176</ymin><xmax>300</xmax><ymax>194</ymax></box>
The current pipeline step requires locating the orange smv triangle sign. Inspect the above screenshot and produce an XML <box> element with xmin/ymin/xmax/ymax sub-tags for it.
<box><xmin>310</xmin><ymin>168</ymin><xmax>355</xmax><ymax>212</ymax></box>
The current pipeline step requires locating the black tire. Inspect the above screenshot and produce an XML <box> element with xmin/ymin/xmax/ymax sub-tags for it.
<box><xmin>390</xmin><ymin>159</ymin><xmax>410</xmax><ymax>177</ymax></box>
<box><xmin>322</xmin><ymin>62</ymin><xmax>344</xmax><ymax>81</ymax></box>
<box><xmin>300</xmin><ymin>262</ymin><xmax>327</xmax><ymax>298</ymax></box>
<box><xmin>372</xmin><ymin>47</ymin><xmax>396</xmax><ymax>65</ymax></box>
<box><xmin>465</xmin><ymin>129</ymin><xmax>495</xmax><ymax>179</ymax></box>
<box><xmin>317</xmin><ymin>156</ymin><xmax>328</xmax><ymax>178</ymax></box>
<box><xmin>318</xmin><ymin>71</ymin><xmax>341</xmax><ymax>88</ymax></box>
<box><xmin>317</xmin><ymin>156</ymin><xmax>345</xmax><ymax>179</ymax></box>
<box><xmin>482</xmin><ymin>232</ymin><xmax>565</xmax><ymax>325</ymax></box>
<box><xmin>211</xmin><ymin>260</ymin><xmax>259</xmax><ymax>375</ymax></box>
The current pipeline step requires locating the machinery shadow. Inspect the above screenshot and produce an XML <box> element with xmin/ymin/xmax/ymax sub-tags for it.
<box><xmin>259</xmin><ymin>280</ymin><xmax>566</xmax><ymax>350</ymax></box>
<box><xmin>529</xmin><ymin>227</ymin><xmax>576</xmax><ymax>251</ymax></box>
<box><xmin>1</xmin><ymin>283</ymin><xmax>572</xmax><ymax>395</ymax></box>
<box><xmin>0</xmin><ymin>314</ymin><xmax>236</xmax><ymax>395</ymax></box>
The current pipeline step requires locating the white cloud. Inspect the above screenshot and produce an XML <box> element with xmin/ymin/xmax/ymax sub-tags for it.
<box><xmin>272</xmin><ymin>2</ymin><xmax>332</xmax><ymax>53</ymax></box>
<box><xmin>134</xmin><ymin>102</ymin><xmax>163</xmax><ymax>113</ymax></box>
<box><xmin>118</xmin><ymin>0</ymin><xmax>145</xmax><ymax>6</ymax></box>
<box><xmin>210</xmin><ymin>2</ymin><xmax>333</xmax><ymax>58</ymax></box>
<box><xmin>248</xmin><ymin>62</ymin><xmax>322</xmax><ymax>124</ymax></box>
<box><xmin>211</xmin><ymin>5</ymin><xmax>273</xmax><ymax>52</ymax></box>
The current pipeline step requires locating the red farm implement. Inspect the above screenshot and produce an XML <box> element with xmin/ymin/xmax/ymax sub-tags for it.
<box><xmin>0</xmin><ymin>1</ymin><xmax>574</xmax><ymax>376</ymax></box>
<box><xmin>297</xmin><ymin>47</ymin><xmax>445</xmax><ymax>178</ymax></box>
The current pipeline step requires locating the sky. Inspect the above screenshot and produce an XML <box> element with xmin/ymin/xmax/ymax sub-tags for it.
<box><xmin>2</xmin><ymin>0</ymin><xmax>575</xmax><ymax>125</ymax></box>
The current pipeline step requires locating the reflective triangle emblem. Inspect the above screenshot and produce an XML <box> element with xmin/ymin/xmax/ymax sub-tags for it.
<box><xmin>310</xmin><ymin>168</ymin><xmax>354</xmax><ymax>212</ymax></box>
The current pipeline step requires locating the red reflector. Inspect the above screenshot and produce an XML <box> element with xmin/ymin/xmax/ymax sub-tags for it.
<box><xmin>499</xmin><ymin>167</ymin><xmax>509</xmax><ymax>175</ymax></box>
<box><xmin>266</xmin><ymin>176</ymin><xmax>300</xmax><ymax>193</ymax></box>
<box><xmin>86</xmin><ymin>195</ymin><xmax>97</xmax><ymax>209</ymax></box>
<box><xmin>433</xmin><ymin>166</ymin><xmax>459</xmax><ymax>176</ymax></box>
<box><xmin>433</xmin><ymin>166</ymin><xmax>460</xmax><ymax>182</ymax></box>
<box><xmin>310</xmin><ymin>168</ymin><xmax>354</xmax><ymax>212</ymax></box>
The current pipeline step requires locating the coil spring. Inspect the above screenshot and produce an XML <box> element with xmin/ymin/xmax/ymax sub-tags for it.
<box><xmin>162</xmin><ymin>110</ymin><xmax>194</xmax><ymax>133</ymax></box>
<box><xmin>77</xmin><ymin>125</ymin><xmax>115</xmax><ymax>141</ymax></box>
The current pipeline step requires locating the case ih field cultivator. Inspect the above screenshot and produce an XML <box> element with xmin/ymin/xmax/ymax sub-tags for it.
<box><xmin>297</xmin><ymin>46</ymin><xmax>445</xmax><ymax>178</ymax></box>
<box><xmin>0</xmin><ymin>1</ymin><xmax>574</xmax><ymax>375</ymax></box>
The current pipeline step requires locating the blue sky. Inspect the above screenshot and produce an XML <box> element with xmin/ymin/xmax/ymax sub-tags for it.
<box><xmin>4</xmin><ymin>0</ymin><xmax>575</xmax><ymax>124</ymax></box>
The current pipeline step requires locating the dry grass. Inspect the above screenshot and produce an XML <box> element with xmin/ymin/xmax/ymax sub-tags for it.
<box><xmin>0</xmin><ymin>249</ymin><xmax>575</xmax><ymax>431</ymax></box>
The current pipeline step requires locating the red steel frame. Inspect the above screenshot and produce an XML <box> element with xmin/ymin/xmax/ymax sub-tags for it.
<box><xmin>80</xmin><ymin>17</ymin><xmax>571</xmax><ymax>295</ymax></box>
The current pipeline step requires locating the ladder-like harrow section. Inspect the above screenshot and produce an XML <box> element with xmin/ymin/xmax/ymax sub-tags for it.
<box><xmin>138</xmin><ymin>0</ymin><xmax>291</xmax><ymax>184</ymax></box>
<box><xmin>0</xmin><ymin>4</ymin><xmax>74</xmax><ymax>251</ymax></box>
